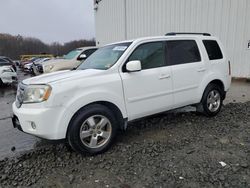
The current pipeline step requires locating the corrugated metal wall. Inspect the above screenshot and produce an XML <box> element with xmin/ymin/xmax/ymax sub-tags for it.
<box><xmin>95</xmin><ymin>0</ymin><xmax>125</xmax><ymax>45</ymax></box>
<box><xmin>95</xmin><ymin>0</ymin><xmax>250</xmax><ymax>77</ymax></box>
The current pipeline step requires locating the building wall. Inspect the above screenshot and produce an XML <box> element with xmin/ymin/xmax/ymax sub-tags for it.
<box><xmin>95</xmin><ymin>0</ymin><xmax>250</xmax><ymax>77</ymax></box>
<box><xmin>95</xmin><ymin>0</ymin><xmax>126</xmax><ymax>46</ymax></box>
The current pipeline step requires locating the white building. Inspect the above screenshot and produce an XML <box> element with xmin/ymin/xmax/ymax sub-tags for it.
<box><xmin>94</xmin><ymin>0</ymin><xmax>250</xmax><ymax>78</ymax></box>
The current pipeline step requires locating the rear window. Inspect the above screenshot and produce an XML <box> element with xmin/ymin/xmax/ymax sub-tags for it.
<box><xmin>203</xmin><ymin>40</ymin><xmax>223</xmax><ymax>60</ymax></box>
<box><xmin>166</xmin><ymin>40</ymin><xmax>201</xmax><ymax>66</ymax></box>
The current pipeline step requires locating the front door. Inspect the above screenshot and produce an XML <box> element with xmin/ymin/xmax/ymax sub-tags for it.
<box><xmin>120</xmin><ymin>41</ymin><xmax>174</xmax><ymax>120</ymax></box>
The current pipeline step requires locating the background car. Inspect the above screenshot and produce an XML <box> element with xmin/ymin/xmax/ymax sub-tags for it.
<box><xmin>23</xmin><ymin>58</ymin><xmax>45</xmax><ymax>73</ymax></box>
<box><xmin>0</xmin><ymin>56</ymin><xmax>17</xmax><ymax>72</ymax></box>
<box><xmin>31</xmin><ymin>58</ymin><xmax>51</xmax><ymax>75</ymax></box>
<box><xmin>42</xmin><ymin>46</ymin><xmax>98</xmax><ymax>74</ymax></box>
<box><xmin>0</xmin><ymin>64</ymin><xmax>17</xmax><ymax>86</ymax></box>
<box><xmin>20</xmin><ymin>57</ymin><xmax>39</xmax><ymax>69</ymax></box>
<box><xmin>23</xmin><ymin>62</ymin><xmax>34</xmax><ymax>73</ymax></box>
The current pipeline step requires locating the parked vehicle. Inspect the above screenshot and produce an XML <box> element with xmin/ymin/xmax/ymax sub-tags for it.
<box><xmin>31</xmin><ymin>58</ymin><xmax>51</xmax><ymax>75</ymax></box>
<box><xmin>20</xmin><ymin>57</ymin><xmax>39</xmax><ymax>69</ymax></box>
<box><xmin>23</xmin><ymin>62</ymin><xmax>34</xmax><ymax>73</ymax></box>
<box><xmin>20</xmin><ymin>54</ymin><xmax>54</xmax><ymax>61</ymax></box>
<box><xmin>0</xmin><ymin>56</ymin><xmax>17</xmax><ymax>72</ymax></box>
<box><xmin>0</xmin><ymin>65</ymin><xmax>17</xmax><ymax>86</ymax></box>
<box><xmin>23</xmin><ymin>58</ymin><xmax>50</xmax><ymax>74</ymax></box>
<box><xmin>42</xmin><ymin>47</ymin><xmax>98</xmax><ymax>74</ymax></box>
<box><xmin>12</xmin><ymin>33</ymin><xmax>231</xmax><ymax>154</ymax></box>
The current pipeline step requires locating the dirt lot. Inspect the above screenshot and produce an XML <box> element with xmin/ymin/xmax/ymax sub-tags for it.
<box><xmin>0</xmin><ymin>71</ymin><xmax>249</xmax><ymax>187</ymax></box>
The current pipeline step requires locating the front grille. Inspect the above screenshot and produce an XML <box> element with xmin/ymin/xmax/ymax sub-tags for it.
<box><xmin>16</xmin><ymin>83</ymin><xmax>26</xmax><ymax>108</ymax></box>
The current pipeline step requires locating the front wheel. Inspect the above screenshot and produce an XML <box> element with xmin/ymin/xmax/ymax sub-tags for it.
<box><xmin>198</xmin><ymin>84</ymin><xmax>223</xmax><ymax>117</ymax></box>
<box><xmin>67</xmin><ymin>104</ymin><xmax>118</xmax><ymax>155</ymax></box>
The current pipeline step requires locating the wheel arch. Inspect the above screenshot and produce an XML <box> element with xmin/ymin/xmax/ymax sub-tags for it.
<box><xmin>66</xmin><ymin>101</ymin><xmax>126</xmax><ymax>138</ymax></box>
<box><xmin>209</xmin><ymin>79</ymin><xmax>225</xmax><ymax>92</ymax></box>
<box><xmin>200</xmin><ymin>79</ymin><xmax>226</xmax><ymax>102</ymax></box>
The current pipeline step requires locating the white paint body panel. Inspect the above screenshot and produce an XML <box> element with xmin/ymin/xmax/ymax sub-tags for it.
<box><xmin>0</xmin><ymin>66</ymin><xmax>17</xmax><ymax>84</ymax></box>
<box><xmin>121</xmin><ymin>66</ymin><xmax>173</xmax><ymax>121</ymax></box>
<box><xmin>95</xmin><ymin>0</ymin><xmax>250</xmax><ymax>78</ymax></box>
<box><xmin>13</xmin><ymin>35</ymin><xmax>231</xmax><ymax>140</ymax></box>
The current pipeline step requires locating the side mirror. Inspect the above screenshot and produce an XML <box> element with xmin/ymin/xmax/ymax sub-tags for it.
<box><xmin>78</xmin><ymin>54</ymin><xmax>87</xmax><ymax>60</ymax></box>
<box><xmin>126</xmin><ymin>60</ymin><xmax>142</xmax><ymax>72</ymax></box>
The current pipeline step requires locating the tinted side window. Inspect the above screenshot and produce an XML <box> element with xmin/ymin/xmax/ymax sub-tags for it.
<box><xmin>128</xmin><ymin>42</ymin><xmax>165</xmax><ymax>70</ymax></box>
<box><xmin>0</xmin><ymin>58</ymin><xmax>10</xmax><ymax>65</ymax></box>
<box><xmin>83</xmin><ymin>49</ymin><xmax>97</xmax><ymax>57</ymax></box>
<box><xmin>166</xmin><ymin>40</ymin><xmax>201</xmax><ymax>65</ymax></box>
<box><xmin>0</xmin><ymin>58</ymin><xmax>6</xmax><ymax>63</ymax></box>
<box><xmin>203</xmin><ymin>40</ymin><xmax>223</xmax><ymax>60</ymax></box>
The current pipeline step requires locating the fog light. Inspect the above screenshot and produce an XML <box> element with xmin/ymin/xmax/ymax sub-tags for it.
<box><xmin>31</xmin><ymin>122</ymin><xmax>36</xmax><ymax>129</ymax></box>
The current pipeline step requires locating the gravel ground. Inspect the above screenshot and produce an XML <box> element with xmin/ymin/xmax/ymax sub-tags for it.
<box><xmin>0</xmin><ymin>101</ymin><xmax>249</xmax><ymax>187</ymax></box>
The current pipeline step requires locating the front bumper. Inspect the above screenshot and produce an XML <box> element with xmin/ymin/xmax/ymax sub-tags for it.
<box><xmin>23</xmin><ymin>67</ymin><xmax>32</xmax><ymax>73</ymax></box>
<box><xmin>12</xmin><ymin>102</ymin><xmax>66</xmax><ymax>140</ymax></box>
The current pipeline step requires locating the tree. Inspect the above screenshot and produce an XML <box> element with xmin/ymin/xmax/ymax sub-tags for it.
<box><xmin>0</xmin><ymin>33</ymin><xmax>96</xmax><ymax>60</ymax></box>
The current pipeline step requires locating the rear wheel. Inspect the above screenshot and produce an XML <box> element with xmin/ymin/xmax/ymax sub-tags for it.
<box><xmin>67</xmin><ymin>104</ymin><xmax>118</xmax><ymax>155</ymax></box>
<box><xmin>198</xmin><ymin>84</ymin><xmax>223</xmax><ymax>117</ymax></box>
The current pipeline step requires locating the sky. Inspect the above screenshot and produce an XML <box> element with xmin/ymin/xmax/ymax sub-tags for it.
<box><xmin>0</xmin><ymin>0</ymin><xmax>95</xmax><ymax>44</ymax></box>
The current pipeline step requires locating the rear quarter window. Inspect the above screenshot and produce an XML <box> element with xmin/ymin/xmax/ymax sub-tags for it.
<box><xmin>203</xmin><ymin>40</ymin><xmax>223</xmax><ymax>60</ymax></box>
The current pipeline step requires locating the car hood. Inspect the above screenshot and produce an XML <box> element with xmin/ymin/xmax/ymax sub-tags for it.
<box><xmin>40</xmin><ymin>58</ymin><xmax>70</xmax><ymax>66</ymax></box>
<box><xmin>22</xmin><ymin>69</ymin><xmax>104</xmax><ymax>85</ymax></box>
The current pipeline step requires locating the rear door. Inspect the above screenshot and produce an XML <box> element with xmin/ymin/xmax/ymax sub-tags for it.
<box><xmin>166</xmin><ymin>39</ymin><xmax>206</xmax><ymax>107</ymax></box>
<box><xmin>120</xmin><ymin>41</ymin><xmax>174</xmax><ymax>120</ymax></box>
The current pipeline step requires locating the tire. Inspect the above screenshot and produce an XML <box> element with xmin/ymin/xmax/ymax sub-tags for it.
<box><xmin>67</xmin><ymin>104</ymin><xmax>118</xmax><ymax>155</ymax></box>
<box><xmin>198</xmin><ymin>83</ymin><xmax>223</xmax><ymax>117</ymax></box>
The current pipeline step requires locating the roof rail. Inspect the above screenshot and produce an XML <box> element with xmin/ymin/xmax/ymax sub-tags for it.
<box><xmin>165</xmin><ymin>32</ymin><xmax>211</xmax><ymax>36</ymax></box>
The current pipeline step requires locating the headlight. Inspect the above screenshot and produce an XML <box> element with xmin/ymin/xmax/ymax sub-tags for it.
<box><xmin>44</xmin><ymin>65</ymin><xmax>54</xmax><ymax>72</ymax></box>
<box><xmin>23</xmin><ymin>85</ymin><xmax>52</xmax><ymax>103</ymax></box>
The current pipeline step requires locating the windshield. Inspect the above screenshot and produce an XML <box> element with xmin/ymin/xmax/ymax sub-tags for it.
<box><xmin>77</xmin><ymin>42</ymin><xmax>132</xmax><ymax>70</ymax></box>
<box><xmin>64</xmin><ymin>49</ymin><xmax>82</xmax><ymax>60</ymax></box>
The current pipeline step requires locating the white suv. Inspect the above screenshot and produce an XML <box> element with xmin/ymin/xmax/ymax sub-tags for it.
<box><xmin>12</xmin><ymin>33</ymin><xmax>231</xmax><ymax>154</ymax></box>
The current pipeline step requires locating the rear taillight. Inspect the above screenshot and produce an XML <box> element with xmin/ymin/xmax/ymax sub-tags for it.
<box><xmin>228</xmin><ymin>61</ymin><xmax>231</xmax><ymax>75</ymax></box>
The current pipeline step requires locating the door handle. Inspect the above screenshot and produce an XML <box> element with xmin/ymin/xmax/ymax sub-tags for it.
<box><xmin>159</xmin><ymin>74</ymin><xmax>171</xmax><ymax>79</ymax></box>
<box><xmin>197</xmin><ymin>68</ymin><xmax>206</xmax><ymax>72</ymax></box>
